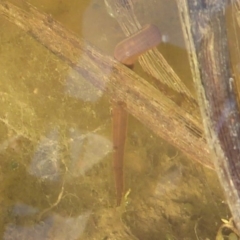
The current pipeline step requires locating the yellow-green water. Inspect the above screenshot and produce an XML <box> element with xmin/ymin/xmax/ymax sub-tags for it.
<box><xmin>0</xmin><ymin>0</ymin><xmax>231</xmax><ymax>239</ymax></box>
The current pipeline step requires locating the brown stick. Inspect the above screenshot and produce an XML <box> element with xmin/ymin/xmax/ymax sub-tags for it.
<box><xmin>0</xmin><ymin>1</ymin><xmax>214</xmax><ymax>169</ymax></box>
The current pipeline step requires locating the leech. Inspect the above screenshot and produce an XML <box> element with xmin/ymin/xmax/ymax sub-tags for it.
<box><xmin>112</xmin><ymin>24</ymin><xmax>162</xmax><ymax>206</ymax></box>
<box><xmin>112</xmin><ymin>101</ymin><xmax>128</xmax><ymax>206</ymax></box>
<box><xmin>114</xmin><ymin>24</ymin><xmax>162</xmax><ymax>66</ymax></box>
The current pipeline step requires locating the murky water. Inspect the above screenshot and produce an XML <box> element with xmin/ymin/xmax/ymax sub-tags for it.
<box><xmin>0</xmin><ymin>0</ymin><xmax>232</xmax><ymax>239</ymax></box>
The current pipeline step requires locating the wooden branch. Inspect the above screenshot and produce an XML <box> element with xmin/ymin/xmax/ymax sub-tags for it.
<box><xmin>177</xmin><ymin>0</ymin><xmax>240</xmax><ymax>230</ymax></box>
<box><xmin>0</xmin><ymin>1</ymin><xmax>214</xmax><ymax>169</ymax></box>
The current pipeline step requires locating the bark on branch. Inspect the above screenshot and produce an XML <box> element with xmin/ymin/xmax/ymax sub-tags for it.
<box><xmin>177</xmin><ymin>0</ymin><xmax>240</xmax><ymax>231</ymax></box>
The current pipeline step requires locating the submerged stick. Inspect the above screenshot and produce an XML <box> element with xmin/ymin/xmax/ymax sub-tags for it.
<box><xmin>177</xmin><ymin>0</ymin><xmax>240</xmax><ymax>231</ymax></box>
<box><xmin>0</xmin><ymin>1</ymin><xmax>214</xmax><ymax>169</ymax></box>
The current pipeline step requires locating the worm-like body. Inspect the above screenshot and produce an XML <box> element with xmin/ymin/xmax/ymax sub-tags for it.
<box><xmin>114</xmin><ymin>24</ymin><xmax>162</xmax><ymax>66</ymax></box>
<box><xmin>112</xmin><ymin>102</ymin><xmax>128</xmax><ymax>206</ymax></box>
<box><xmin>112</xmin><ymin>25</ymin><xmax>161</xmax><ymax>206</ymax></box>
